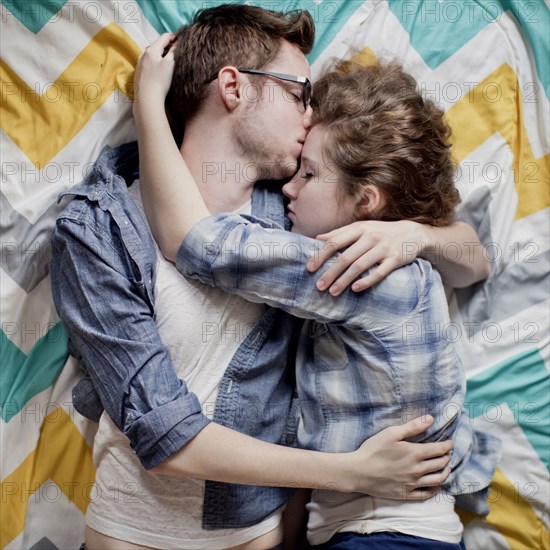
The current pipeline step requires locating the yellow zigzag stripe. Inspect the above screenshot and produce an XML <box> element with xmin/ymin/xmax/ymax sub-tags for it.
<box><xmin>458</xmin><ymin>467</ymin><xmax>550</xmax><ymax>550</ymax></box>
<box><xmin>0</xmin><ymin>23</ymin><xmax>140</xmax><ymax>166</ymax></box>
<box><xmin>0</xmin><ymin>408</ymin><xmax>95</xmax><ymax>548</ymax></box>
<box><xmin>446</xmin><ymin>63</ymin><xmax>549</xmax><ymax>220</ymax></box>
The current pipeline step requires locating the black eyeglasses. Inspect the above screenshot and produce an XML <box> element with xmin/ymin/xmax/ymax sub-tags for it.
<box><xmin>209</xmin><ymin>68</ymin><xmax>312</xmax><ymax>110</ymax></box>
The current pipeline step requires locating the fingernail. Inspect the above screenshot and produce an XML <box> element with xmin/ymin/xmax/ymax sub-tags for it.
<box><xmin>307</xmin><ymin>261</ymin><xmax>315</xmax><ymax>271</ymax></box>
<box><xmin>317</xmin><ymin>279</ymin><xmax>326</xmax><ymax>290</ymax></box>
<box><xmin>351</xmin><ymin>283</ymin><xmax>360</xmax><ymax>292</ymax></box>
<box><xmin>423</xmin><ymin>414</ymin><xmax>433</xmax><ymax>423</ymax></box>
<box><xmin>329</xmin><ymin>285</ymin><xmax>339</xmax><ymax>295</ymax></box>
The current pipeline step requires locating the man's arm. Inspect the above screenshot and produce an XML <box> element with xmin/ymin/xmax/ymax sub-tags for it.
<box><xmin>306</xmin><ymin>219</ymin><xmax>491</xmax><ymax>295</ymax></box>
<box><xmin>418</xmin><ymin>221</ymin><xmax>491</xmax><ymax>286</ymax></box>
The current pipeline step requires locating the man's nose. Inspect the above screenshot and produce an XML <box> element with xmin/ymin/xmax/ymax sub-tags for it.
<box><xmin>303</xmin><ymin>105</ymin><xmax>313</xmax><ymax>130</ymax></box>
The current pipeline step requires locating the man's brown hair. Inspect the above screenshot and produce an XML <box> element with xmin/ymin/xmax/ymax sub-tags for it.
<box><xmin>312</xmin><ymin>62</ymin><xmax>459</xmax><ymax>226</ymax></box>
<box><xmin>167</xmin><ymin>4</ymin><xmax>315</xmax><ymax>144</ymax></box>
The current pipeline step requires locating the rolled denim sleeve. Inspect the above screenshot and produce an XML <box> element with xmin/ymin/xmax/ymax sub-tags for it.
<box><xmin>51</xmin><ymin>215</ymin><xmax>211</xmax><ymax>469</ymax></box>
<box><xmin>176</xmin><ymin>214</ymin><xmax>423</xmax><ymax>330</ymax></box>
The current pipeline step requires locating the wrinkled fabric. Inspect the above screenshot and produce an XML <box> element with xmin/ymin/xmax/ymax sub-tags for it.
<box><xmin>50</xmin><ymin>142</ymin><xmax>299</xmax><ymax>529</ymax></box>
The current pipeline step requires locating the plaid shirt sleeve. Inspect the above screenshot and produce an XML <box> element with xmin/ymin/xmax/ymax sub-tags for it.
<box><xmin>175</xmin><ymin>213</ymin><xmax>425</xmax><ymax>331</ymax></box>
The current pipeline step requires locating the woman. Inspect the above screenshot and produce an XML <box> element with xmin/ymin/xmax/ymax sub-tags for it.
<box><xmin>134</xmin><ymin>46</ymin><xmax>501</xmax><ymax>549</ymax></box>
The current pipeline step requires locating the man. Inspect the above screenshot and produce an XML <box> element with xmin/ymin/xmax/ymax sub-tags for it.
<box><xmin>51</xmin><ymin>5</ymin><xmax>479</xmax><ymax>549</ymax></box>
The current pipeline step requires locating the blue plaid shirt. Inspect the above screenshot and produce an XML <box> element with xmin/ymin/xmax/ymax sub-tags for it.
<box><xmin>176</xmin><ymin>213</ymin><xmax>502</xmax><ymax>515</ymax></box>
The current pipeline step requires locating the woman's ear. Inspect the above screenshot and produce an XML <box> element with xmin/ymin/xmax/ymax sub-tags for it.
<box><xmin>216</xmin><ymin>67</ymin><xmax>241</xmax><ymax>110</ymax></box>
<box><xmin>360</xmin><ymin>185</ymin><xmax>386</xmax><ymax>217</ymax></box>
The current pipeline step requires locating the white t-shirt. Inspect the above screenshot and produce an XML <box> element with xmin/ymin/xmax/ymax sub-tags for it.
<box><xmin>86</xmin><ymin>183</ymin><xmax>282</xmax><ymax>549</ymax></box>
<box><xmin>307</xmin><ymin>491</ymin><xmax>463</xmax><ymax>546</ymax></box>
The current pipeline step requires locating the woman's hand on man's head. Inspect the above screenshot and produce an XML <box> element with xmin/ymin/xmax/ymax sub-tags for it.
<box><xmin>133</xmin><ymin>33</ymin><xmax>176</xmax><ymax>118</ymax></box>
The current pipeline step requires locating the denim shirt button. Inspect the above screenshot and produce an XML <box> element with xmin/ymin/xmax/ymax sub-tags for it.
<box><xmin>285</xmin><ymin>434</ymin><xmax>295</xmax><ymax>445</ymax></box>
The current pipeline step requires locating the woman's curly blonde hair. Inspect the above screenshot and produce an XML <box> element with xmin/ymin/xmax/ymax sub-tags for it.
<box><xmin>312</xmin><ymin>62</ymin><xmax>460</xmax><ymax>226</ymax></box>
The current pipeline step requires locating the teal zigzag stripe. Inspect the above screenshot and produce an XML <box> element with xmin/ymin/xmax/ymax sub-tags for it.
<box><xmin>0</xmin><ymin>324</ymin><xmax>69</xmax><ymax>422</ymax></box>
<box><xmin>3</xmin><ymin>0</ymin><xmax>547</xmax><ymax>98</ymax></box>
<box><xmin>466</xmin><ymin>347</ymin><xmax>550</xmax><ymax>471</ymax></box>
<box><xmin>1</xmin><ymin>0</ymin><xmax>67</xmax><ymax>33</ymax></box>
<box><xmin>135</xmin><ymin>0</ymin><xmax>363</xmax><ymax>65</ymax></box>
<box><xmin>388</xmin><ymin>0</ymin><xmax>549</xmax><ymax>100</ymax></box>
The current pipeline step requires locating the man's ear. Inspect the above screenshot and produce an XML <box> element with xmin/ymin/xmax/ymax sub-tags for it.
<box><xmin>359</xmin><ymin>185</ymin><xmax>386</xmax><ymax>217</ymax></box>
<box><xmin>216</xmin><ymin>67</ymin><xmax>242</xmax><ymax>111</ymax></box>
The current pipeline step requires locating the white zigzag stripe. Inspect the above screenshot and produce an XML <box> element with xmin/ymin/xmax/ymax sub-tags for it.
<box><xmin>0</xmin><ymin>0</ymin><xmax>158</xmax><ymax>88</ymax></box>
<box><xmin>435</xmin><ymin>11</ymin><xmax>549</xmax><ymax>156</ymax></box>
<box><xmin>312</xmin><ymin>1</ymin><xmax>549</xmax><ymax>155</ymax></box>
<box><xmin>473</xmin><ymin>408</ymin><xmax>550</xmax><ymax>525</ymax></box>
<box><xmin>450</xmin><ymin>298</ymin><xmax>550</xmax><ymax>379</ymax></box>
<box><xmin>22</xmin><ymin>481</ymin><xmax>87</xmax><ymax>549</ymax></box>
<box><xmin>1</xmin><ymin>96</ymin><xmax>136</xmax><ymax>225</ymax></box>
<box><xmin>0</xmin><ymin>271</ymin><xmax>58</xmax><ymax>354</ymax></box>
<box><xmin>455</xmin><ymin>133</ymin><xmax>515</xmax><ymax>202</ymax></box>
<box><xmin>463</xmin><ymin>523</ymin><xmax>509</xmax><ymax>550</ymax></box>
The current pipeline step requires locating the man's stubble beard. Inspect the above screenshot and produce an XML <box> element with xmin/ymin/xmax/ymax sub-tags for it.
<box><xmin>232</xmin><ymin>107</ymin><xmax>298</xmax><ymax>182</ymax></box>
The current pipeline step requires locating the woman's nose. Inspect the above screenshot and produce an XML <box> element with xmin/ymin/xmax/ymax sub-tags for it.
<box><xmin>283</xmin><ymin>179</ymin><xmax>298</xmax><ymax>200</ymax></box>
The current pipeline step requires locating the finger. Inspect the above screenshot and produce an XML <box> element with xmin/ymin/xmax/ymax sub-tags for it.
<box><xmin>416</xmin><ymin>455</ymin><xmax>452</xmax><ymax>477</ymax></box>
<box><xmin>307</xmin><ymin>227</ymin><xmax>360</xmax><ymax>272</ymax></box>
<box><xmin>164</xmin><ymin>41</ymin><xmax>177</xmax><ymax>59</ymax></box>
<box><xmin>350</xmin><ymin>259</ymin><xmax>401</xmax><ymax>292</ymax></box>
<box><xmin>315</xmin><ymin>241</ymin><xmax>377</xmax><ymax>292</ymax></box>
<box><xmin>315</xmin><ymin>226</ymin><xmax>350</xmax><ymax>242</ymax></box>
<box><xmin>163</xmin><ymin>39</ymin><xmax>178</xmax><ymax>58</ymax></box>
<box><xmin>394</xmin><ymin>415</ymin><xmax>434</xmax><ymax>439</ymax></box>
<box><xmin>159</xmin><ymin>32</ymin><xmax>176</xmax><ymax>45</ymax></box>
<box><xmin>315</xmin><ymin>221</ymin><xmax>364</xmax><ymax>242</ymax></box>
<box><xmin>330</xmin><ymin>245</ymin><xmax>381</xmax><ymax>281</ymax></box>
<box><xmin>148</xmin><ymin>33</ymin><xmax>175</xmax><ymax>54</ymax></box>
<box><xmin>326</xmin><ymin>249</ymin><xmax>386</xmax><ymax>296</ymax></box>
<box><xmin>307</xmin><ymin>240</ymin><xmax>341</xmax><ymax>273</ymax></box>
<box><xmin>415</xmin><ymin>440</ymin><xmax>454</xmax><ymax>459</ymax></box>
<box><xmin>413</xmin><ymin>466</ymin><xmax>452</xmax><ymax>489</ymax></box>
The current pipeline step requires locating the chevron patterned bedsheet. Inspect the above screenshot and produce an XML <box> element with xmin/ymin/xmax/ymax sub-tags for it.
<box><xmin>1</xmin><ymin>1</ymin><xmax>548</xmax><ymax>549</ymax></box>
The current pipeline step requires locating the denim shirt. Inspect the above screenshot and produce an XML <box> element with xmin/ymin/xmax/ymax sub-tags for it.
<box><xmin>176</xmin><ymin>213</ymin><xmax>502</xmax><ymax>516</ymax></box>
<box><xmin>50</xmin><ymin>141</ymin><xmax>300</xmax><ymax>529</ymax></box>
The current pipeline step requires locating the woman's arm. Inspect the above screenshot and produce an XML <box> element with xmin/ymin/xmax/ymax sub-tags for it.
<box><xmin>153</xmin><ymin>416</ymin><xmax>453</xmax><ymax>501</ymax></box>
<box><xmin>133</xmin><ymin>34</ymin><xmax>210</xmax><ymax>259</ymax></box>
<box><xmin>306</xmin><ymin>219</ymin><xmax>491</xmax><ymax>295</ymax></box>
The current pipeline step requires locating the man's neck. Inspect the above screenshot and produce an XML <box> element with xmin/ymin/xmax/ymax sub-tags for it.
<box><xmin>180</xmin><ymin>122</ymin><xmax>256</xmax><ymax>214</ymax></box>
